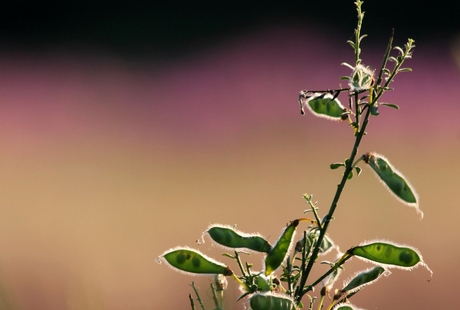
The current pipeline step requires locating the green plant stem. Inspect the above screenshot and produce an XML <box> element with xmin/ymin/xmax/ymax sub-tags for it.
<box><xmin>295</xmin><ymin>106</ymin><xmax>372</xmax><ymax>304</ymax></box>
<box><xmin>375</xmin><ymin>29</ymin><xmax>394</xmax><ymax>88</ymax></box>
<box><xmin>304</xmin><ymin>251</ymin><xmax>353</xmax><ymax>295</ymax></box>
<box><xmin>190</xmin><ymin>282</ymin><xmax>206</xmax><ymax>310</ymax></box>
<box><xmin>189</xmin><ymin>294</ymin><xmax>196</xmax><ymax>310</ymax></box>
<box><xmin>354</xmin><ymin>0</ymin><xmax>364</xmax><ymax>64</ymax></box>
<box><xmin>210</xmin><ymin>283</ymin><xmax>224</xmax><ymax>310</ymax></box>
<box><xmin>233</xmin><ymin>251</ymin><xmax>247</xmax><ymax>277</ymax></box>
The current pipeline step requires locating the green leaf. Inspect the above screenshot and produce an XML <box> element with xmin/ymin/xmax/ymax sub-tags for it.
<box><xmin>380</xmin><ymin>103</ymin><xmax>400</xmax><ymax>110</ymax></box>
<box><xmin>341</xmin><ymin>62</ymin><xmax>354</xmax><ymax>70</ymax></box>
<box><xmin>206</xmin><ymin>225</ymin><xmax>272</xmax><ymax>253</ymax></box>
<box><xmin>398</xmin><ymin>67</ymin><xmax>412</xmax><ymax>73</ymax></box>
<box><xmin>351</xmin><ymin>241</ymin><xmax>429</xmax><ymax>272</ymax></box>
<box><xmin>330</xmin><ymin>163</ymin><xmax>345</xmax><ymax>169</ymax></box>
<box><xmin>358</xmin><ymin>34</ymin><xmax>368</xmax><ymax>42</ymax></box>
<box><xmin>363</xmin><ymin>152</ymin><xmax>422</xmax><ymax>218</ymax></box>
<box><xmin>393</xmin><ymin>46</ymin><xmax>404</xmax><ymax>55</ymax></box>
<box><xmin>354</xmin><ymin>166</ymin><xmax>362</xmax><ymax>176</ymax></box>
<box><xmin>160</xmin><ymin>247</ymin><xmax>233</xmax><ymax>275</ymax></box>
<box><xmin>265</xmin><ymin>220</ymin><xmax>299</xmax><ymax>276</ymax></box>
<box><xmin>347</xmin><ymin>170</ymin><xmax>354</xmax><ymax>179</ymax></box>
<box><xmin>301</xmin><ymin>93</ymin><xmax>345</xmax><ymax>121</ymax></box>
<box><xmin>347</xmin><ymin>40</ymin><xmax>356</xmax><ymax>49</ymax></box>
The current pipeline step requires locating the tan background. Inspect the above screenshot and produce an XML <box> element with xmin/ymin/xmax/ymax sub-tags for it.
<box><xmin>0</xmin><ymin>25</ymin><xmax>459</xmax><ymax>309</ymax></box>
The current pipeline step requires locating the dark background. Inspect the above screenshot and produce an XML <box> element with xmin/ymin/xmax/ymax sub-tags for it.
<box><xmin>1</xmin><ymin>1</ymin><xmax>459</xmax><ymax>58</ymax></box>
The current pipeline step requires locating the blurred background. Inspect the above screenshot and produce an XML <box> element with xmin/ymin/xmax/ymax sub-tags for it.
<box><xmin>0</xmin><ymin>1</ymin><xmax>459</xmax><ymax>309</ymax></box>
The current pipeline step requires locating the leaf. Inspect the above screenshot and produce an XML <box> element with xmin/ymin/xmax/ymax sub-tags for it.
<box><xmin>160</xmin><ymin>247</ymin><xmax>233</xmax><ymax>276</ymax></box>
<box><xmin>380</xmin><ymin>103</ymin><xmax>400</xmax><ymax>110</ymax></box>
<box><xmin>330</xmin><ymin>163</ymin><xmax>345</xmax><ymax>169</ymax></box>
<box><xmin>358</xmin><ymin>34</ymin><xmax>368</xmax><ymax>42</ymax></box>
<box><xmin>393</xmin><ymin>46</ymin><xmax>405</xmax><ymax>55</ymax></box>
<box><xmin>398</xmin><ymin>67</ymin><xmax>412</xmax><ymax>73</ymax></box>
<box><xmin>354</xmin><ymin>166</ymin><xmax>362</xmax><ymax>176</ymax></box>
<box><xmin>300</xmin><ymin>93</ymin><xmax>345</xmax><ymax>121</ymax></box>
<box><xmin>363</xmin><ymin>152</ymin><xmax>422</xmax><ymax>218</ymax></box>
<box><xmin>341</xmin><ymin>62</ymin><xmax>354</xmax><ymax>70</ymax></box>
<box><xmin>347</xmin><ymin>170</ymin><xmax>354</xmax><ymax>179</ymax></box>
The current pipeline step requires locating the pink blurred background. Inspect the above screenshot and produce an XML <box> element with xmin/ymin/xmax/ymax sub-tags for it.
<box><xmin>0</xmin><ymin>2</ymin><xmax>460</xmax><ymax>309</ymax></box>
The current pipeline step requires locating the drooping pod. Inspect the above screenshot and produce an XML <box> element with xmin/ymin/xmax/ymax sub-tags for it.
<box><xmin>249</xmin><ymin>292</ymin><xmax>296</xmax><ymax>310</ymax></box>
<box><xmin>264</xmin><ymin>220</ymin><xmax>299</xmax><ymax>276</ymax></box>
<box><xmin>363</xmin><ymin>152</ymin><xmax>422</xmax><ymax>218</ymax></box>
<box><xmin>206</xmin><ymin>224</ymin><xmax>272</xmax><ymax>253</ymax></box>
<box><xmin>350</xmin><ymin>241</ymin><xmax>432</xmax><ymax>277</ymax></box>
<box><xmin>160</xmin><ymin>247</ymin><xmax>233</xmax><ymax>276</ymax></box>
<box><xmin>299</xmin><ymin>91</ymin><xmax>346</xmax><ymax>120</ymax></box>
<box><xmin>339</xmin><ymin>266</ymin><xmax>387</xmax><ymax>295</ymax></box>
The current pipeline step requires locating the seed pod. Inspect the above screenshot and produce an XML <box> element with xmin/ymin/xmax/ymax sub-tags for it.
<box><xmin>206</xmin><ymin>225</ymin><xmax>272</xmax><ymax>253</ymax></box>
<box><xmin>340</xmin><ymin>266</ymin><xmax>387</xmax><ymax>294</ymax></box>
<box><xmin>249</xmin><ymin>293</ymin><xmax>296</xmax><ymax>310</ymax></box>
<box><xmin>351</xmin><ymin>241</ymin><xmax>430</xmax><ymax>274</ymax></box>
<box><xmin>253</xmin><ymin>275</ymin><xmax>271</xmax><ymax>292</ymax></box>
<box><xmin>160</xmin><ymin>247</ymin><xmax>233</xmax><ymax>276</ymax></box>
<box><xmin>264</xmin><ymin>220</ymin><xmax>299</xmax><ymax>276</ymax></box>
<box><xmin>299</xmin><ymin>92</ymin><xmax>345</xmax><ymax>121</ymax></box>
<box><xmin>332</xmin><ymin>302</ymin><xmax>363</xmax><ymax>310</ymax></box>
<box><xmin>363</xmin><ymin>152</ymin><xmax>422</xmax><ymax>218</ymax></box>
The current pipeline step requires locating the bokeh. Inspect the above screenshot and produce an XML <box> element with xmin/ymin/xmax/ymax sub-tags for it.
<box><xmin>0</xmin><ymin>1</ymin><xmax>459</xmax><ymax>309</ymax></box>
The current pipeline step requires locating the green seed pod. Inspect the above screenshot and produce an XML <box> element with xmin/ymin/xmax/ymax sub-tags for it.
<box><xmin>340</xmin><ymin>266</ymin><xmax>387</xmax><ymax>294</ymax></box>
<box><xmin>351</xmin><ymin>241</ymin><xmax>427</xmax><ymax>271</ymax></box>
<box><xmin>264</xmin><ymin>220</ymin><xmax>299</xmax><ymax>276</ymax></box>
<box><xmin>253</xmin><ymin>275</ymin><xmax>271</xmax><ymax>292</ymax></box>
<box><xmin>332</xmin><ymin>302</ymin><xmax>362</xmax><ymax>310</ymax></box>
<box><xmin>160</xmin><ymin>247</ymin><xmax>233</xmax><ymax>276</ymax></box>
<box><xmin>249</xmin><ymin>293</ymin><xmax>296</xmax><ymax>310</ymax></box>
<box><xmin>206</xmin><ymin>225</ymin><xmax>272</xmax><ymax>253</ymax></box>
<box><xmin>299</xmin><ymin>92</ymin><xmax>345</xmax><ymax>120</ymax></box>
<box><xmin>363</xmin><ymin>152</ymin><xmax>422</xmax><ymax>218</ymax></box>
